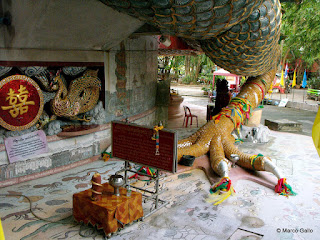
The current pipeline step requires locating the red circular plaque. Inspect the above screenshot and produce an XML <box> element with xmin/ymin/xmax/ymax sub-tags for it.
<box><xmin>0</xmin><ymin>75</ymin><xmax>44</xmax><ymax>131</ymax></box>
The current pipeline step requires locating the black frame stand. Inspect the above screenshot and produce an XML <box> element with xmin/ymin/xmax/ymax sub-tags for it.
<box><xmin>118</xmin><ymin>161</ymin><xmax>169</xmax><ymax>219</ymax></box>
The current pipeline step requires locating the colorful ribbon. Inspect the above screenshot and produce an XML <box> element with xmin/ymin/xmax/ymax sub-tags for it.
<box><xmin>152</xmin><ymin>125</ymin><xmax>164</xmax><ymax>155</ymax></box>
<box><xmin>129</xmin><ymin>166</ymin><xmax>156</xmax><ymax>181</ymax></box>
<box><xmin>206</xmin><ymin>177</ymin><xmax>236</xmax><ymax>205</ymax></box>
<box><xmin>213</xmin><ymin>97</ymin><xmax>253</xmax><ymax>133</ymax></box>
<box><xmin>249</xmin><ymin>153</ymin><xmax>263</xmax><ymax>171</ymax></box>
<box><xmin>275</xmin><ymin>178</ymin><xmax>297</xmax><ymax>197</ymax></box>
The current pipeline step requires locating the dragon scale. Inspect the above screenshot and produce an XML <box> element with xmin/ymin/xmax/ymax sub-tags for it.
<box><xmin>101</xmin><ymin>0</ymin><xmax>295</xmax><ymax>201</ymax></box>
<box><xmin>51</xmin><ymin>70</ymin><xmax>101</xmax><ymax>119</ymax></box>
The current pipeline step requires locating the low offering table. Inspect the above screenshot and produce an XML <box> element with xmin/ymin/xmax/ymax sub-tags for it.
<box><xmin>73</xmin><ymin>182</ymin><xmax>143</xmax><ymax>235</ymax></box>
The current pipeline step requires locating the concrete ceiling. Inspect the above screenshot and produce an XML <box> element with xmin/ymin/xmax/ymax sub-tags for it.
<box><xmin>0</xmin><ymin>0</ymin><xmax>145</xmax><ymax>51</ymax></box>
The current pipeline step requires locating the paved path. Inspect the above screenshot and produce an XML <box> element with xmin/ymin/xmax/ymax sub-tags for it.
<box><xmin>170</xmin><ymin>84</ymin><xmax>318</xmax><ymax>136</ymax></box>
<box><xmin>171</xmin><ymin>83</ymin><xmax>319</xmax><ymax>110</ymax></box>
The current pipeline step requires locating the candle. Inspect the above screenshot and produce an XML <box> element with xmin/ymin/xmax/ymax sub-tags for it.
<box><xmin>91</xmin><ymin>173</ymin><xmax>103</xmax><ymax>201</ymax></box>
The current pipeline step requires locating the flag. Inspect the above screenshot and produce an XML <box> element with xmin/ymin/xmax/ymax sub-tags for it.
<box><xmin>0</xmin><ymin>218</ymin><xmax>5</xmax><ymax>240</ymax></box>
<box><xmin>280</xmin><ymin>70</ymin><xmax>285</xmax><ymax>87</ymax></box>
<box><xmin>284</xmin><ymin>63</ymin><xmax>289</xmax><ymax>79</ymax></box>
<box><xmin>312</xmin><ymin>108</ymin><xmax>320</xmax><ymax>157</ymax></box>
<box><xmin>302</xmin><ymin>70</ymin><xmax>307</xmax><ymax>88</ymax></box>
<box><xmin>268</xmin><ymin>80</ymin><xmax>273</xmax><ymax>94</ymax></box>
<box><xmin>292</xmin><ymin>69</ymin><xmax>296</xmax><ymax>88</ymax></box>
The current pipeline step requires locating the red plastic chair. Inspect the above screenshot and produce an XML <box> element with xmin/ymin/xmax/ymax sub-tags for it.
<box><xmin>183</xmin><ymin>106</ymin><xmax>198</xmax><ymax>128</ymax></box>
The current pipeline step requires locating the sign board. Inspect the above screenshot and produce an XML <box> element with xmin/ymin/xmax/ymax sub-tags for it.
<box><xmin>112</xmin><ymin>121</ymin><xmax>177</xmax><ymax>173</ymax></box>
<box><xmin>0</xmin><ymin>75</ymin><xmax>44</xmax><ymax>131</ymax></box>
<box><xmin>4</xmin><ymin>130</ymin><xmax>48</xmax><ymax>163</ymax></box>
<box><xmin>278</xmin><ymin>98</ymin><xmax>288</xmax><ymax>107</ymax></box>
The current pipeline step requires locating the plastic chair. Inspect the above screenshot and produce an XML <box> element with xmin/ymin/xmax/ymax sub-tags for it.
<box><xmin>183</xmin><ymin>106</ymin><xmax>198</xmax><ymax>127</ymax></box>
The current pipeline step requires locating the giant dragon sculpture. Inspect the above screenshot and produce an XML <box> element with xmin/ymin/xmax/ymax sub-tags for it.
<box><xmin>100</xmin><ymin>0</ymin><xmax>296</xmax><ymax>203</ymax></box>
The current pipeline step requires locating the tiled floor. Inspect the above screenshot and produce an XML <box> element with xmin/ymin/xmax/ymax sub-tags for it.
<box><xmin>1</xmin><ymin>98</ymin><xmax>320</xmax><ymax>240</ymax></box>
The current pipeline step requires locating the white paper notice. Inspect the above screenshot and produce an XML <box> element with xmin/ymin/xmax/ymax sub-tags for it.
<box><xmin>278</xmin><ymin>98</ymin><xmax>288</xmax><ymax>107</ymax></box>
<box><xmin>4</xmin><ymin>130</ymin><xmax>49</xmax><ymax>163</ymax></box>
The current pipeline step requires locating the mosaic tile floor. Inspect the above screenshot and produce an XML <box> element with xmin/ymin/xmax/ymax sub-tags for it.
<box><xmin>1</xmin><ymin>129</ymin><xmax>320</xmax><ymax>240</ymax></box>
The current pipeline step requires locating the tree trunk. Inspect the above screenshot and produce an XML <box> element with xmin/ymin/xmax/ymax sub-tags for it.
<box><xmin>194</xmin><ymin>56</ymin><xmax>202</xmax><ymax>81</ymax></box>
<box><xmin>185</xmin><ymin>56</ymin><xmax>190</xmax><ymax>76</ymax></box>
<box><xmin>281</xmin><ymin>47</ymin><xmax>290</xmax><ymax>70</ymax></box>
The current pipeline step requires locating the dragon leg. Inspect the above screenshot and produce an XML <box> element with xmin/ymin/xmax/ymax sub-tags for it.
<box><xmin>180</xmin><ymin>68</ymin><xmax>296</xmax><ymax>204</ymax></box>
<box><xmin>100</xmin><ymin>0</ymin><xmax>296</xmax><ymax>203</ymax></box>
<box><xmin>178</xmin><ymin>121</ymin><xmax>216</xmax><ymax>159</ymax></box>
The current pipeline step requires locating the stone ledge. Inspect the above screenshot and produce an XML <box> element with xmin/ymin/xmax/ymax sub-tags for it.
<box><xmin>0</xmin><ymin>107</ymin><xmax>157</xmax><ymax>186</ymax></box>
<box><xmin>0</xmin><ymin>107</ymin><xmax>157</xmax><ymax>152</ymax></box>
<box><xmin>265</xmin><ymin>119</ymin><xmax>302</xmax><ymax>132</ymax></box>
<box><xmin>286</xmin><ymin>101</ymin><xmax>319</xmax><ymax>112</ymax></box>
<box><xmin>0</xmin><ymin>155</ymin><xmax>100</xmax><ymax>188</ymax></box>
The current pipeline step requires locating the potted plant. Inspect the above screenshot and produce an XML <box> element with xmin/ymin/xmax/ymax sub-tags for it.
<box><xmin>201</xmin><ymin>86</ymin><xmax>210</xmax><ymax>95</ymax></box>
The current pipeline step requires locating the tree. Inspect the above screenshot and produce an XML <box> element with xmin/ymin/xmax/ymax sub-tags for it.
<box><xmin>158</xmin><ymin>56</ymin><xmax>185</xmax><ymax>81</ymax></box>
<box><xmin>185</xmin><ymin>55</ymin><xmax>190</xmax><ymax>76</ymax></box>
<box><xmin>159</xmin><ymin>54</ymin><xmax>215</xmax><ymax>84</ymax></box>
<box><xmin>184</xmin><ymin>54</ymin><xmax>215</xmax><ymax>84</ymax></box>
<box><xmin>281</xmin><ymin>0</ymin><xmax>320</xmax><ymax>81</ymax></box>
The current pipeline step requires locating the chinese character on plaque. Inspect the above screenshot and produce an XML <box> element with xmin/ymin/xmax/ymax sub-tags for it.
<box><xmin>0</xmin><ymin>75</ymin><xmax>44</xmax><ymax>131</ymax></box>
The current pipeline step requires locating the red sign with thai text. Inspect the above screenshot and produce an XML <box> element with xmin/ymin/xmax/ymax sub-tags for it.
<box><xmin>112</xmin><ymin>121</ymin><xmax>177</xmax><ymax>173</ymax></box>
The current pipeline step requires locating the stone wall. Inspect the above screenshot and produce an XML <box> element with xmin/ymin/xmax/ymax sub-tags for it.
<box><xmin>104</xmin><ymin>37</ymin><xmax>158</xmax><ymax>121</ymax></box>
<box><xmin>0</xmin><ymin>108</ymin><xmax>156</xmax><ymax>187</ymax></box>
<box><xmin>0</xmin><ymin>36</ymin><xmax>159</xmax><ymax>186</ymax></box>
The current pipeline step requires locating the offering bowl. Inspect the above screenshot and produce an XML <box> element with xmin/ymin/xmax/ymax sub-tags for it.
<box><xmin>109</xmin><ymin>174</ymin><xmax>124</xmax><ymax>196</ymax></box>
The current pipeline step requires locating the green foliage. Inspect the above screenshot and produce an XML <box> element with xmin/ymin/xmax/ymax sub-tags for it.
<box><xmin>215</xmin><ymin>75</ymin><xmax>226</xmax><ymax>81</ymax></box>
<box><xmin>202</xmin><ymin>55</ymin><xmax>216</xmax><ymax>70</ymax></box>
<box><xmin>201</xmin><ymin>86</ymin><xmax>209</xmax><ymax>91</ymax></box>
<box><xmin>185</xmin><ymin>54</ymin><xmax>215</xmax><ymax>83</ymax></box>
<box><xmin>159</xmin><ymin>54</ymin><xmax>216</xmax><ymax>84</ymax></box>
<box><xmin>182</xmin><ymin>72</ymin><xmax>197</xmax><ymax>84</ymax></box>
<box><xmin>281</xmin><ymin>1</ymin><xmax>320</xmax><ymax>67</ymax></box>
<box><xmin>158</xmin><ymin>56</ymin><xmax>185</xmax><ymax>74</ymax></box>
<box><xmin>207</xmin><ymin>73</ymin><xmax>213</xmax><ymax>81</ymax></box>
<box><xmin>240</xmin><ymin>76</ymin><xmax>247</xmax><ymax>86</ymax></box>
<box><xmin>308</xmin><ymin>76</ymin><xmax>320</xmax><ymax>89</ymax></box>
<box><xmin>213</xmin><ymin>75</ymin><xmax>227</xmax><ymax>89</ymax></box>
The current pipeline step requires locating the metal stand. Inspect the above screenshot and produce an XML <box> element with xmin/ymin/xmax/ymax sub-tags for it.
<box><xmin>120</xmin><ymin>161</ymin><xmax>169</xmax><ymax>219</ymax></box>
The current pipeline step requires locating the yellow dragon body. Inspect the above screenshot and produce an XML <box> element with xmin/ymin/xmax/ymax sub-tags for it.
<box><xmin>51</xmin><ymin>69</ymin><xmax>101</xmax><ymax>122</ymax></box>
